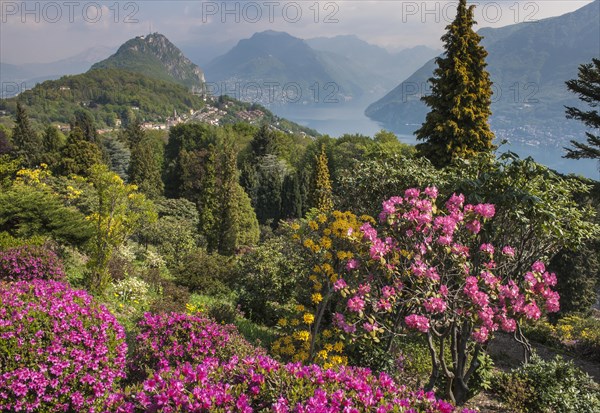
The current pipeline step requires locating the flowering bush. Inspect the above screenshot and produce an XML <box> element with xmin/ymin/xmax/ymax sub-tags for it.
<box><xmin>273</xmin><ymin>211</ymin><xmax>369</xmax><ymax>367</ymax></box>
<box><xmin>106</xmin><ymin>276</ymin><xmax>154</xmax><ymax>331</ymax></box>
<box><xmin>128</xmin><ymin>312</ymin><xmax>261</xmax><ymax>381</ymax></box>
<box><xmin>332</xmin><ymin>187</ymin><xmax>560</xmax><ymax>403</ymax></box>
<box><xmin>109</xmin><ymin>317</ymin><xmax>476</xmax><ymax>413</ymax></box>
<box><xmin>0</xmin><ymin>280</ymin><xmax>127</xmax><ymax>412</ymax></box>
<box><xmin>0</xmin><ymin>245</ymin><xmax>65</xmax><ymax>281</ymax></box>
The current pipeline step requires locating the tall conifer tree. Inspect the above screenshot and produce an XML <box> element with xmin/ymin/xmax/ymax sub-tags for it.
<box><xmin>12</xmin><ymin>102</ymin><xmax>42</xmax><ymax>167</ymax></box>
<box><xmin>415</xmin><ymin>0</ymin><xmax>495</xmax><ymax>167</ymax></box>
<box><xmin>564</xmin><ymin>58</ymin><xmax>600</xmax><ymax>163</ymax></box>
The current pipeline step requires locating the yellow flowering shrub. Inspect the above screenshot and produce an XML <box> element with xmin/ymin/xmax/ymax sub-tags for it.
<box><xmin>272</xmin><ymin>210</ymin><xmax>369</xmax><ymax>368</ymax></box>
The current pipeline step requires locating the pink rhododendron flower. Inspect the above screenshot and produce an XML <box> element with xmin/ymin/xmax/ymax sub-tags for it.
<box><xmin>405</xmin><ymin>314</ymin><xmax>430</xmax><ymax>333</ymax></box>
<box><xmin>501</xmin><ymin>246</ymin><xmax>515</xmax><ymax>257</ymax></box>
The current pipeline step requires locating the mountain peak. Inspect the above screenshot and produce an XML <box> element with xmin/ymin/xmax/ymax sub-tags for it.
<box><xmin>91</xmin><ymin>33</ymin><xmax>204</xmax><ymax>90</ymax></box>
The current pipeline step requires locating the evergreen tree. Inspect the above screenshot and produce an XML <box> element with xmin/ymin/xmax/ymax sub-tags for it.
<box><xmin>38</xmin><ymin>125</ymin><xmax>65</xmax><ymax>168</ymax></box>
<box><xmin>70</xmin><ymin>109</ymin><xmax>99</xmax><ymax>144</ymax></box>
<box><xmin>281</xmin><ymin>172</ymin><xmax>302</xmax><ymax>219</ymax></box>
<box><xmin>58</xmin><ymin>127</ymin><xmax>104</xmax><ymax>176</ymax></box>
<box><xmin>250</xmin><ymin>124</ymin><xmax>279</xmax><ymax>159</ymax></box>
<box><xmin>564</xmin><ymin>58</ymin><xmax>600</xmax><ymax>164</ymax></box>
<box><xmin>311</xmin><ymin>145</ymin><xmax>334</xmax><ymax>212</ymax></box>
<box><xmin>12</xmin><ymin>102</ymin><xmax>42</xmax><ymax>167</ymax></box>
<box><xmin>128</xmin><ymin>129</ymin><xmax>164</xmax><ymax>198</ymax></box>
<box><xmin>219</xmin><ymin>143</ymin><xmax>259</xmax><ymax>255</ymax></box>
<box><xmin>198</xmin><ymin>145</ymin><xmax>219</xmax><ymax>249</ymax></box>
<box><xmin>122</xmin><ymin>118</ymin><xmax>146</xmax><ymax>147</ymax></box>
<box><xmin>102</xmin><ymin>137</ymin><xmax>131</xmax><ymax>180</ymax></box>
<box><xmin>415</xmin><ymin>0</ymin><xmax>495</xmax><ymax>167</ymax></box>
<box><xmin>255</xmin><ymin>155</ymin><xmax>287</xmax><ymax>226</ymax></box>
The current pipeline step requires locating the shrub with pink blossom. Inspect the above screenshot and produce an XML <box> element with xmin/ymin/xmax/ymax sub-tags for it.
<box><xmin>128</xmin><ymin>312</ymin><xmax>262</xmax><ymax>381</ymax></box>
<box><xmin>0</xmin><ymin>245</ymin><xmax>65</xmax><ymax>281</ymax></box>
<box><xmin>0</xmin><ymin>280</ymin><xmax>127</xmax><ymax>412</ymax></box>
<box><xmin>333</xmin><ymin>187</ymin><xmax>560</xmax><ymax>404</ymax></box>
<box><xmin>108</xmin><ymin>316</ymin><xmax>476</xmax><ymax>413</ymax></box>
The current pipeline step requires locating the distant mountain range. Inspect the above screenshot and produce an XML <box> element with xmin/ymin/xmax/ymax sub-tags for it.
<box><xmin>0</xmin><ymin>46</ymin><xmax>115</xmax><ymax>98</ymax></box>
<box><xmin>365</xmin><ymin>0</ymin><xmax>600</xmax><ymax>147</ymax></box>
<box><xmin>204</xmin><ymin>30</ymin><xmax>437</xmax><ymax>106</ymax></box>
<box><xmin>0</xmin><ymin>33</ymin><xmax>317</xmax><ymax>137</ymax></box>
<box><xmin>91</xmin><ymin>33</ymin><xmax>205</xmax><ymax>91</ymax></box>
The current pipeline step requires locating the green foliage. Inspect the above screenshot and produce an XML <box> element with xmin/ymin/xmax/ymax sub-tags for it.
<box><xmin>106</xmin><ymin>276</ymin><xmax>155</xmax><ymax>331</ymax></box>
<box><xmin>70</xmin><ymin>109</ymin><xmax>100</xmax><ymax>144</ymax></box>
<box><xmin>141</xmin><ymin>198</ymin><xmax>199</xmax><ymax>268</ymax></box>
<box><xmin>446</xmin><ymin>153</ymin><xmax>598</xmax><ymax>272</ymax></box>
<box><xmin>0</xmin><ymin>181</ymin><xmax>92</xmax><ymax>246</ymax></box>
<box><xmin>0</xmin><ymin>69</ymin><xmax>205</xmax><ymax>128</ymax></box>
<box><xmin>128</xmin><ymin>129</ymin><xmax>164</xmax><ymax>199</ymax></box>
<box><xmin>565</xmin><ymin>58</ymin><xmax>600</xmax><ymax>162</ymax></box>
<box><xmin>336</xmin><ymin>154</ymin><xmax>443</xmax><ymax>216</ymax></box>
<box><xmin>234</xmin><ymin>236</ymin><xmax>304</xmax><ymax>326</ymax></box>
<box><xmin>415</xmin><ymin>0</ymin><xmax>495</xmax><ymax>167</ymax></box>
<box><xmin>101</xmin><ymin>135</ymin><xmax>131</xmax><ymax>180</ymax></box>
<box><xmin>174</xmin><ymin>248</ymin><xmax>235</xmax><ymax>297</ymax></box>
<box><xmin>312</xmin><ymin>145</ymin><xmax>334</xmax><ymax>212</ymax></box>
<box><xmin>0</xmin><ymin>125</ymin><xmax>12</xmax><ymax>155</ymax></box>
<box><xmin>492</xmin><ymin>355</ymin><xmax>600</xmax><ymax>413</ymax></box>
<box><xmin>11</xmin><ymin>102</ymin><xmax>42</xmax><ymax>167</ymax></box>
<box><xmin>85</xmin><ymin>164</ymin><xmax>157</xmax><ymax>294</ymax></box>
<box><xmin>58</xmin><ymin>128</ymin><xmax>105</xmax><ymax>177</ymax></box>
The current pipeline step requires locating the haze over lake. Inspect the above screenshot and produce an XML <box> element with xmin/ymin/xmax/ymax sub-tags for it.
<box><xmin>272</xmin><ymin>101</ymin><xmax>599</xmax><ymax>180</ymax></box>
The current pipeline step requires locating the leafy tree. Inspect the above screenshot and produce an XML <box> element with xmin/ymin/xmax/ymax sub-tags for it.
<box><xmin>311</xmin><ymin>145</ymin><xmax>334</xmax><ymax>212</ymax></box>
<box><xmin>11</xmin><ymin>102</ymin><xmax>42</xmax><ymax>167</ymax></box>
<box><xmin>564</xmin><ymin>58</ymin><xmax>600</xmax><ymax>165</ymax></box>
<box><xmin>85</xmin><ymin>164</ymin><xmax>157</xmax><ymax>294</ymax></box>
<box><xmin>0</xmin><ymin>172</ymin><xmax>92</xmax><ymax>246</ymax></box>
<box><xmin>415</xmin><ymin>0</ymin><xmax>495</xmax><ymax>167</ymax></box>
<box><xmin>58</xmin><ymin>127</ymin><xmax>104</xmax><ymax>176</ymax></box>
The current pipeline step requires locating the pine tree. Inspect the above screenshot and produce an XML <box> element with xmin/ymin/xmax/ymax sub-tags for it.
<box><xmin>312</xmin><ymin>145</ymin><xmax>334</xmax><ymax>212</ymax></box>
<box><xmin>564</xmin><ymin>58</ymin><xmax>600</xmax><ymax>163</ymax></box>
<box><xmin>415</xmin><ymin>0</ymin><xmax>495</xmax><ymax>167</ymax></box>
<box><xmin>12</xmin><ymin>102</ymin><xmax>42</xmax><ymax>167</ymax></box>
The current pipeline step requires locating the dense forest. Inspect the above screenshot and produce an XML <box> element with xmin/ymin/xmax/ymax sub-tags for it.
<box><xmin>1</xmin><ymin>1</ymin><xmax>600</xmax><ymax>412</ymax></box>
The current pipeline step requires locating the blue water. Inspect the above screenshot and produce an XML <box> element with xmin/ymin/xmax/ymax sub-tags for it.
<box><xmin>272</xmin><ymin>103</ymin><xmax>599</xmax><ymax>181</ymax></box>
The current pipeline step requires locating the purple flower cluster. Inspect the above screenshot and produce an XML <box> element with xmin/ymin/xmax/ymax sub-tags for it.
<box><xmin>0</xmin><ymin>245</ymin><xmax>65</xmax><ymax>281</ymax></box>
<box><xmin>128</xmin><ymin>312</ymin><xmax>262</xmax><ymax>380</ymax></box>
<box><xmin>0</xmin><ymin>280</ymin><xmax>127</xmax><ymax>412</ymax></box>
<box><xmin>108</xmin><ymin>315</ymin><xmax>476</xmax><ymax>413</ymax></box>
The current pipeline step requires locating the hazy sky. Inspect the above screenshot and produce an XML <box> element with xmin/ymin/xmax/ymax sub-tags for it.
<box><xmin>0</xmin><ymin>0</ymin><xmax>594</xmax><ymax>64</ymax></box>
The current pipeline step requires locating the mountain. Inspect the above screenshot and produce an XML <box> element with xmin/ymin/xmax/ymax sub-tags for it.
<box><xmin>91</xmin><ymin>33</ymin><xmax>205</xmax><ymax>90</ymax></box>
<box><xmin>306</xmin><ymin>35</ymin><xmax>438</xmax><ymax>89</ymax></box>
<box><xmin>0</xmin><ymin>46</ymin><xmax>115</xmax><ymax>98</ymax></box>
<box><xmin>204</xmin><ymin>30</ymin><xmax>391</xmax><ymax>105</ymax></box>
<box><xmin>365</xmin><ymin>0</ymin><xmax>600</xmax><ymax>147</ymax></box>
<box><xmin>0</xmin><ymin>68</ymin><xmax>206</xmax><ymax>128</ymax></box>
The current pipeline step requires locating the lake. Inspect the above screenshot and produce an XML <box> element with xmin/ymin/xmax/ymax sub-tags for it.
<box><xmin>272</xmin><ymin>102</ymin><xmax>599</xmax><ymax>180</ymax></box>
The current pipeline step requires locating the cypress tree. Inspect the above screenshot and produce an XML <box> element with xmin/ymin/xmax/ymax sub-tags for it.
<box><xmin>12</xmin><ymin>102</ymin><xmax>42</xmax><ymax>167</ymax></box>
<box><xmin>198</xmin><ymin>145</ymin><xmax>219</xmax><ymax>250</ymax></box>
<box><xmin>312</xmin><ymin>145</ymin><xmax>334</xmax><ymax>212</ymax></box>
<box><xmin>564</xmin><ymin>58</ymin><xmax>600</xmax><ymax>163</ymax></box>
<box><xmin>415</xmin><ymin>0</ymin><xmax>495</xmax><ymax>167</ymax></box>
<box><xmin>70</xmin><ymin>109</ymin><xmax>99</xmax><ymax>144</ymax></box>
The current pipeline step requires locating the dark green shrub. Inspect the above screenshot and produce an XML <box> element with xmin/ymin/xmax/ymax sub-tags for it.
<box><xmin>174</xmin><ymin>249</ymin><xmax>234</xmax><ymax>297</ymax></box>
<box><xmin>493</xmin><ymin>355</ymin><xmax>600</xmax><ymax>413</ymax></box>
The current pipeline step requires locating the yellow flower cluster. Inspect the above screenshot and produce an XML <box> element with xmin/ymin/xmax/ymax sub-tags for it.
<box><xmin>273</xmin><ymin>211</ymin><xmax>372</xmax><ymax>368</ymax></box>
